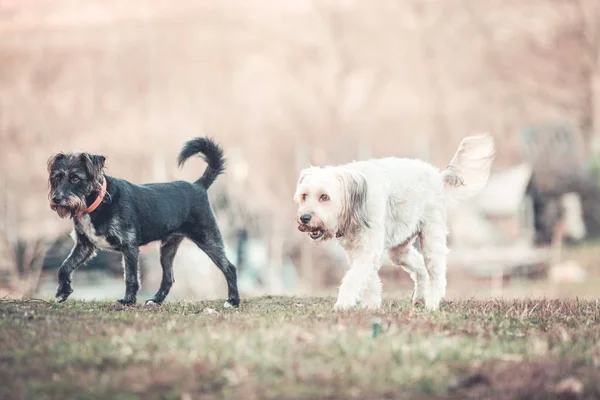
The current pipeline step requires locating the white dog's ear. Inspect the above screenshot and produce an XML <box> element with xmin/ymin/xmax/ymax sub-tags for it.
<box><xmin>337</xmin><ymin>169</ymin><xmax>370</xmax><ymax>233</ymax></box>
<box><xmin>293</xmin><ymin>169</ymin><xmax>309</xmax><ymax>202</ymax></box>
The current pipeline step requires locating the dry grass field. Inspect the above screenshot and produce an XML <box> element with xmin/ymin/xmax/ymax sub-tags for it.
<box><xmin>1</xmin><ymin>296</ymin><xmax>599</xmax><ymax>400</ymax></box>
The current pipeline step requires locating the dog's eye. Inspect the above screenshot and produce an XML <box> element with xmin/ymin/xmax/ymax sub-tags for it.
<box><xmin>70</xmin><ymin>176</ymin><xmax>80</xmax><ymax>184</ymax></box>
<box><xmin>320</xmin><ymin>194</ymin><xmax>330</xmax><ymax>202</ymax></box>
<box><xmin>301</xmin><ymin>194</ymin><xmax>307</xmax><ymax>201</ymax></box>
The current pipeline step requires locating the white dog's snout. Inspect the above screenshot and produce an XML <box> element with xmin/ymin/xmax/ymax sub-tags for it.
<box><xmin>300</xmin><ymin>214</ymin><xmax>312</xmax><ymax>224</ymax></box>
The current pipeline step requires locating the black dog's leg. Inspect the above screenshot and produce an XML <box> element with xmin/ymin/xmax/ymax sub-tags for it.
<box><xmin>146</xmin><ymin>235</ymin><xmax>184</xmax><ymax>305</ymax></box>
<box><xmin>56</xmin><ymin>240</ymin><xmax>96</xmax><ymax>302</ymax></box>
<box><xmin>192</xmin><ymin>233</ymin><xmax>240</xmax><ymax>308</ymax></box>
<box><xmin>118</xmin><ymin>246</ymin><xmax>140</xmax><ymax>305</ymax></box>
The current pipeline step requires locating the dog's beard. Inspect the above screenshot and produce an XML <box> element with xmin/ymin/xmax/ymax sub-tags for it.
<box><xmin>297</xmin><ymin>223</ymin><xmax>334</xmax><ymax>241</ymax></box>
<box><xmin>50</xmin><ymin>196</ymin><xmax>86</xmax><ymax>219</ymax></box>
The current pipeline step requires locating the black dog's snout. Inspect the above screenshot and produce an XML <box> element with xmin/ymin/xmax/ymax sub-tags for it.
<box><xmin>52</xmin><ymin>195</ymin><xmax>62</xmax><ymax>205</ymax></box>
<box><xmin>300</xmin><ymin>214</ymin><xmax>312</xmax><ymax>224</ymax></box>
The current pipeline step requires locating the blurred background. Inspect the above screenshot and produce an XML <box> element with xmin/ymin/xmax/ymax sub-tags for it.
<box><xmin>2</xmin><ymin>0</ymin><xmax>600</xmax><ymax>302</ymax></box>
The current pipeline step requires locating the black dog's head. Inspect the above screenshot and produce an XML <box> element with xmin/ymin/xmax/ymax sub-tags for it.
<box><xmin>47</xmin><ymin>152</ymin><xmax>106</xmax><ymax>218</ymax></box>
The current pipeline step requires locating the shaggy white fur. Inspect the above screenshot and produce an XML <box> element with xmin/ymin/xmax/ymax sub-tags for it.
<box><xmin>294</xmin><ymin>134</ymin><xmax>495</xmax><ymax>311</ymax></box>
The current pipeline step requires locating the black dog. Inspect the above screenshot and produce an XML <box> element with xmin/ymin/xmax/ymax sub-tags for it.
<box><xmin>47</xmin><ymin>137</ymin><xmax>240</xmax><ymax>307</ymax></box>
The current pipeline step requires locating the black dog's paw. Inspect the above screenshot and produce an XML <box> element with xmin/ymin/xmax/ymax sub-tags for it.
<box><xmin>55</xmin><ymin>293</ymin><xmax>70</xmax><ymax>303</ymax></box>
<box><xmin>223</xmin><ymin>298</ymin><xmax>240</xmax><ymax>308</ymax></box>
<box><xmin>144</xmin><ymin>298</ymin><xmax>162</xmax><ymax>306</ymax></box>
<box><xmin>116</xmin><ymin>297</ymin><xmax>137</xmax><ymax>306</ymax></box>
<box><xmin>55</xmin><ymin>286</ymin><xmax>73</xmax><ymax>303</ymax></box>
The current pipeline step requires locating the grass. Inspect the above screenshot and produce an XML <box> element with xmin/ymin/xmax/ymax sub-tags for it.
<box><xmin>1</xmin><ymin>296</ymin><xmax>600</xmax><ymax>399</ymax></box>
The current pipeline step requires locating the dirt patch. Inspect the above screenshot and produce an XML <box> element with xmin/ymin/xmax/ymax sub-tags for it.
<box><xmin>448</xmin><ymin>360</ymin><xmax>600</xmax><ymax>400</ymax></box>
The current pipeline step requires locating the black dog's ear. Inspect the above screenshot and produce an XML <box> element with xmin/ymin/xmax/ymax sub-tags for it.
<box><xmin>47</xmin><ymin>152</ymin><xmax>66</xmax><ymax>173</ymax></box>
<box><xmin>90</xmin><ymin>154</ymin><xmax>106</xmax><ymax>174</ymax></box>
<box><xmin>47</xmin><ymin>153</ymin><xmax>66</xmax><ymax>197</ymax></box>
<box><xmin>81</xmin><ymin>153</ymin><xmax>106</xmax><ymax>186</ymax></box>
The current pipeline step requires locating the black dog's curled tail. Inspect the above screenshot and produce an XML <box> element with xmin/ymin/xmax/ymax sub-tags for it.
<box><xmin>178</xmin><ymin>137</ymin><xmax>226</xmax><ymax>188</ymax></box>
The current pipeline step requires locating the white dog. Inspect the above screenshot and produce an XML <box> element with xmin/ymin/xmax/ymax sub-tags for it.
<box><xmin>294</xmin><ymin>134</ymin><xmax>495</xmax><ymax>311</ymax></box>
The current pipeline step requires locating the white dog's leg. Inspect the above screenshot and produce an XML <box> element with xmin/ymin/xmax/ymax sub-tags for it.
<box><xmin>420</xmin><ymin>217</ymin><xmax>449</xmax><ymax>310</ymax></box>
<box><xmin>361</xmin><ymin>270</ymin><xmax>382</xmax><ymax>310</ymax></box>
<box><xmin>334</xmin><ymin>252</ymin><xmax>379</xmax><ymax>310</ymax></box>
<box><xmin>334</xmin><ymin>237</ymin><xmax>384</xmax><ymax>311</ymax></box>
<box><xmin>388</xmin><ymin>244</ymin><xmax>429</xmax><ymax>306</ymax></box>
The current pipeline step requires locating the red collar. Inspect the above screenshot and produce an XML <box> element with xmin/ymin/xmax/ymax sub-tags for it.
<box><xmin>79</xmin><ymin>177</ymin><xmax>107</xmax><ymax>217</ymax></box>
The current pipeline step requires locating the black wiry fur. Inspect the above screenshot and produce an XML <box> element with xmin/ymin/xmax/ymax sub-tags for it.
<box><xmin>47</xmin><ymin>137</ymin><xmax>240</xmax><ymax>307</ymax></box>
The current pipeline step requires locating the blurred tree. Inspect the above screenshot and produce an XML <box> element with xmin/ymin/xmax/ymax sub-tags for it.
<box><xmin>468</xmin><ymin>0</ymin><xmax>600</xmax><ymax>154</ymax></box>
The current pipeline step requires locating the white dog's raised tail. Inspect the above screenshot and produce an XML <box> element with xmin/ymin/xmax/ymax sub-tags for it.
<box><xmin>441</xmin><ymin>134</ymin><xmax>496</xmax><ymax>202</ymax></box>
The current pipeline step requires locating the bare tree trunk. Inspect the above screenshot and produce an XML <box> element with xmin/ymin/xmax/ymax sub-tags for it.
<box><xmin>22</xmin><ymin>240</ymin><xmax>46</xmax><ymax>297</ymax></box>
<box><xmin>590</xmin><ymin>72</ymin><xmax>600</xmax><ymax>154</ymax></box>
<box><xmin>267</xmin><ymin>226</ymin><xmax>283</xmax><ymax>294</ymax></box>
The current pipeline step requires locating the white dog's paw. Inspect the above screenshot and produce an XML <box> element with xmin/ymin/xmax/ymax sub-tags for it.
<box><xmin>412</xmin><ymin>291</ymin><xmax>425</xmax><ymax>308</ymax></box>
<box><xmin>412</xmin><ymin>298</ymin><xmax>425</xmax><ymax>308</ymax></box>
<box><xmin>361</xmin><ymin>296</ymin><xmax>382</xmax><ymax>310</ymax></box>
<box><xmin>423</xmin><ymin>280</ymin><xmax>445</xmax><ymax>311</ymax></box>
<box><xmin>333</xmin><ymin>294</ymin><xmax>359</xmax><ymax>311</ymax></box>
<box><xmin>424</xmin><ymin>299</ymin><xmax>440</xmax><ymax>311</ymax></box>
<box><xmin>423</xmin><ymin>292</ymin><xmax>442</xmax><ymax>311</ymax></box>
<box><xmin>412</xmin><ymin>283</ymin><xmax>430</xmax><ymax>308</ymax></box>
<box><xmin>333</xmin><ymin>302</ymin><xmax>354</xmax><ymax>311</ymax></box>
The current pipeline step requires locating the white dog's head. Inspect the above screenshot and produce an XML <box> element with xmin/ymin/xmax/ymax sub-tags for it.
<box><xmin>293</xmin><ymin>166</ymin><xmax>370</xmax><ymax>241</ymax></box>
